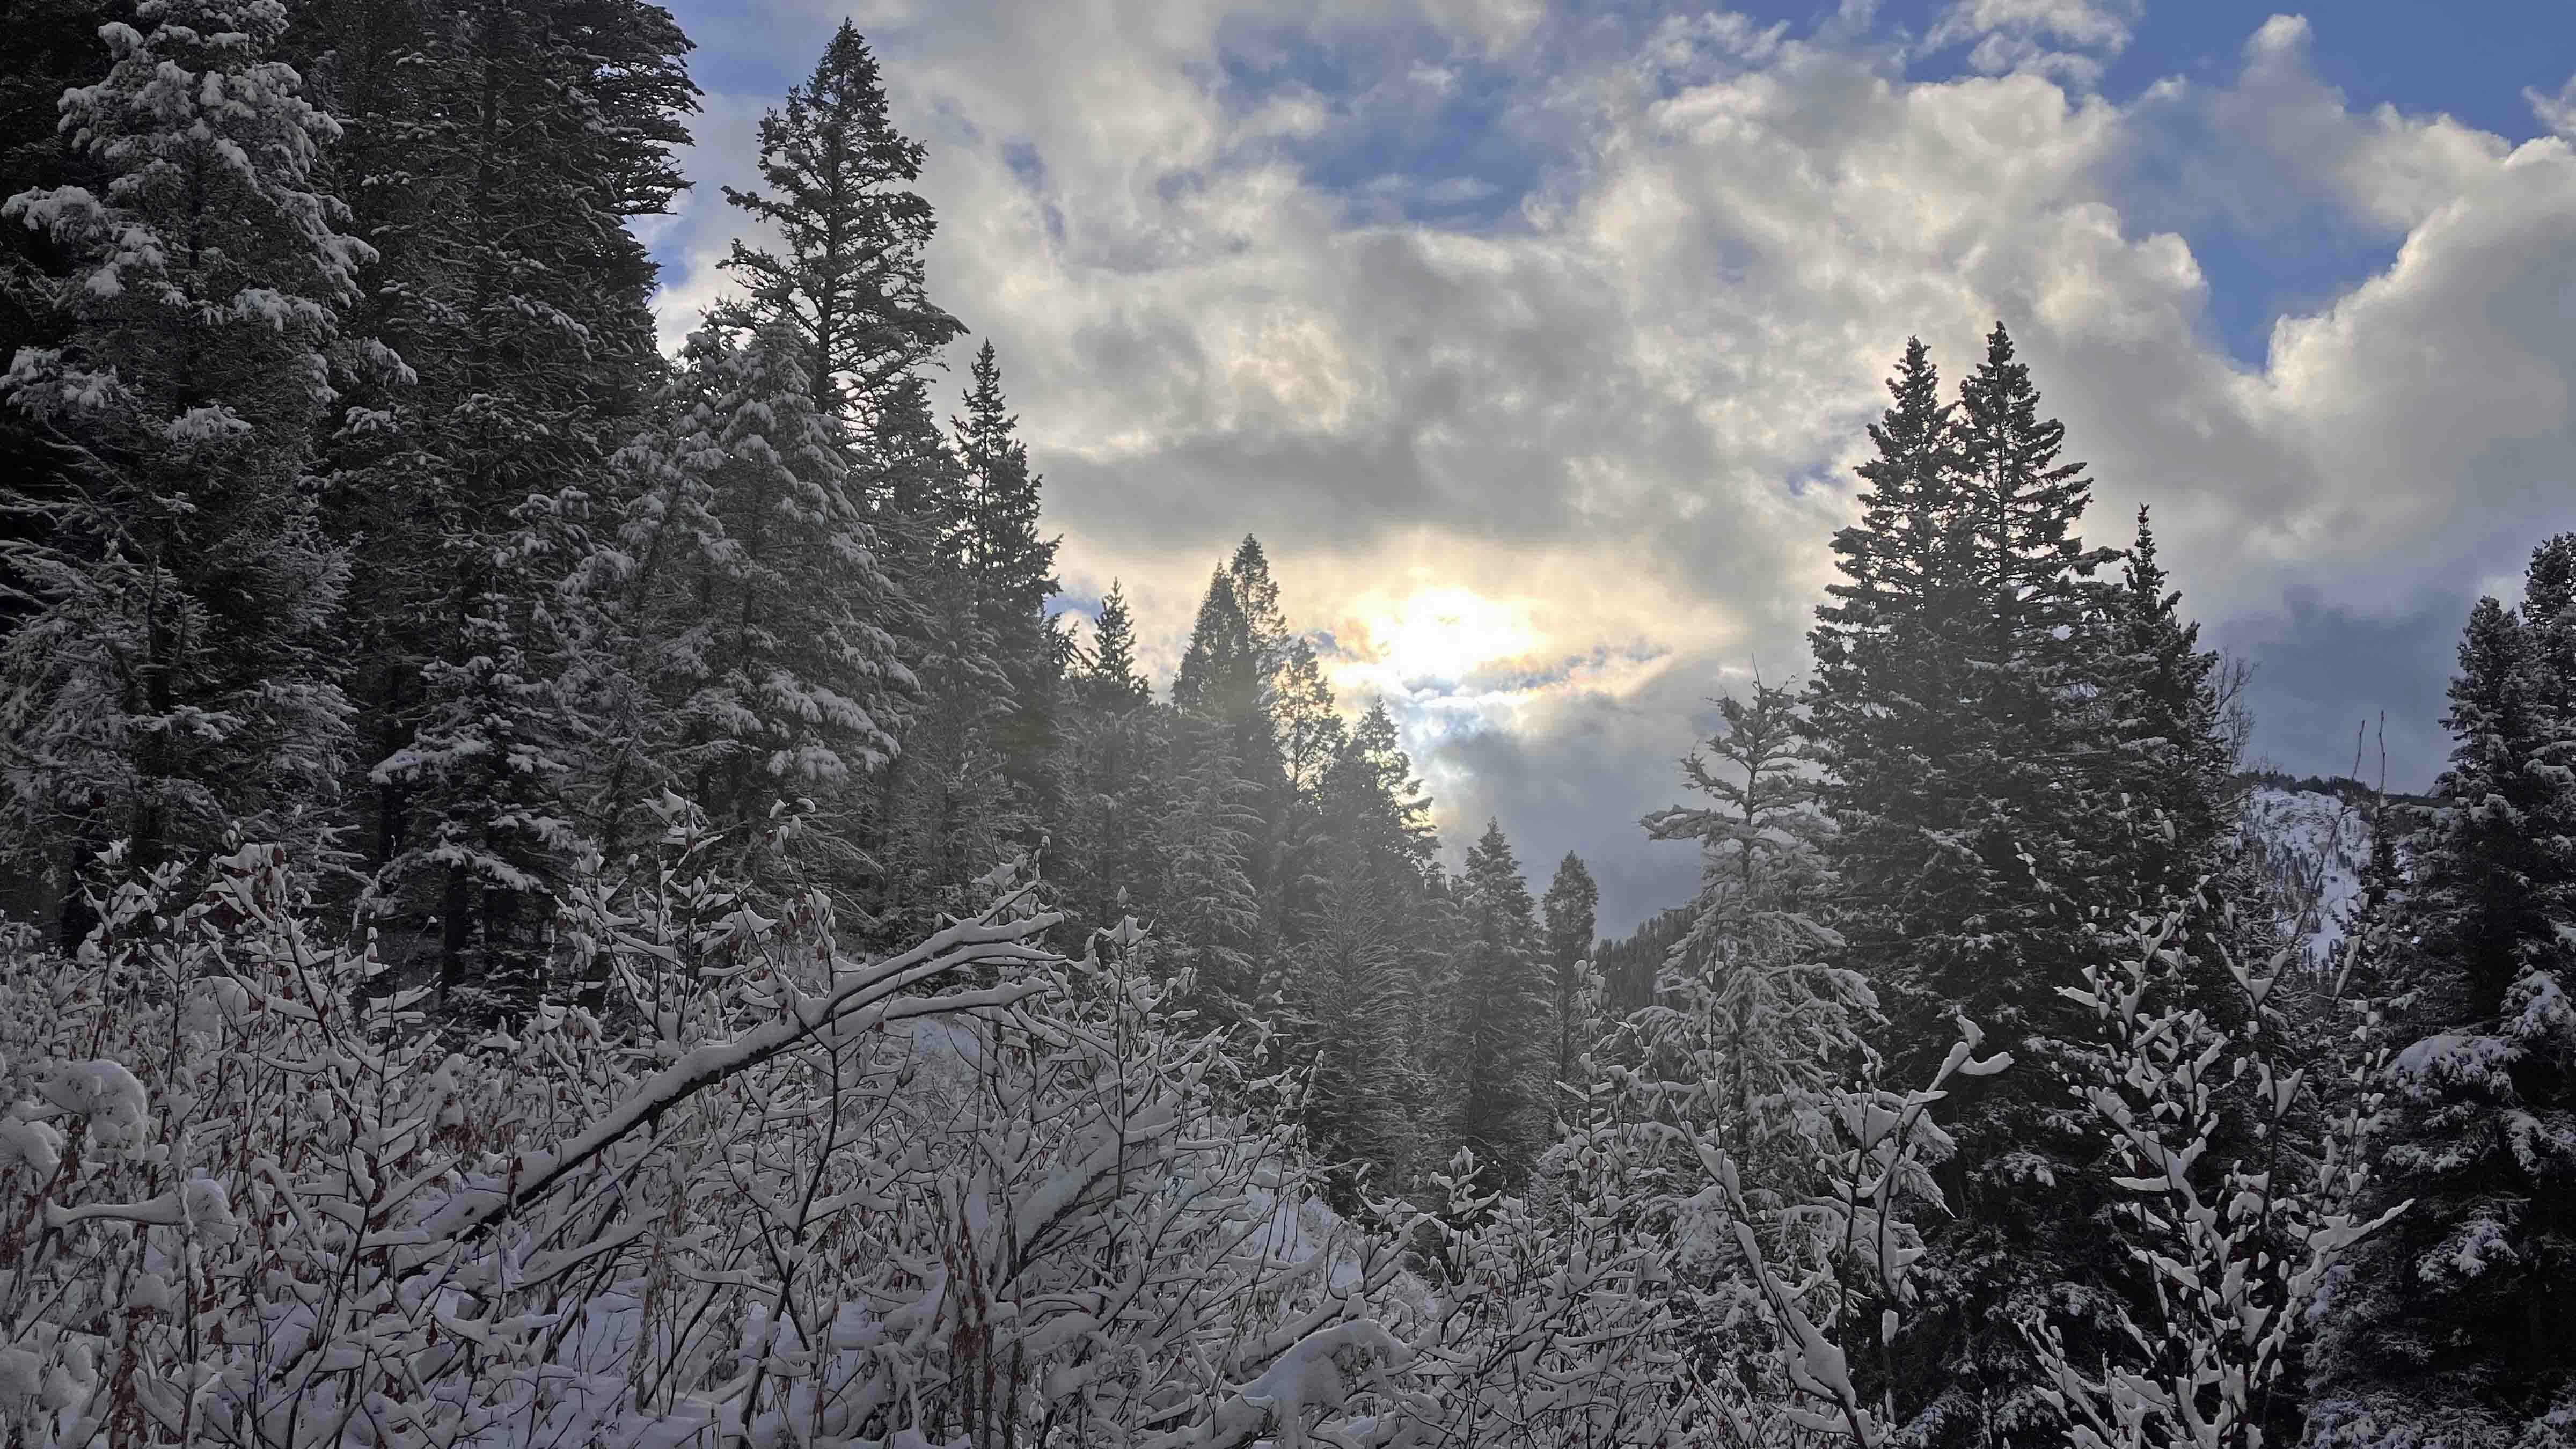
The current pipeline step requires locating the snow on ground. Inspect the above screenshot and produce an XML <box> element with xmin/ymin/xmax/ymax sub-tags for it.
<box><xmin>2237</xmin><ymin>785</ymin><xmax>2375</xmax><ymax>964</ymax></box>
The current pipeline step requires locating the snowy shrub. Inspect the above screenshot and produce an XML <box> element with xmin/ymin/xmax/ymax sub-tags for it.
<box><xmin>2026</xmin><ymin>909</ymin><xmax>2407</xmax><ymax>1449</ymax></box>
<box><xmin>0</xmin><ymin>806</ymin><xmax>1733</xmax><ymax>1448</ymax></box>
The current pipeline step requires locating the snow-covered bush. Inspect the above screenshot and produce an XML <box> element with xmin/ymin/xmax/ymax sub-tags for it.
<box><xmin>0</xmin><ymin>805</ymin><xmax>1728</xmax><ymax>1447</ymax></box>
<box><xmin>2026</xmin><ymin>908</ymin><xmax>2406</xmax><ymax>1449</ymax></box>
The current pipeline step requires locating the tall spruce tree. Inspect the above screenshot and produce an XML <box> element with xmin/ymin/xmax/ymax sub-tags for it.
<box><xmin>2101</xmin><ymin>504</ymin><xmax>2233</xmax><ymax>911</ymax></box>
<box><xmin>586</xmin><ymin>324</ymin><xmax>909</xmax><ymax>903</ymax></box>
<box><xmin>1451</xmin><ymin>819</ymin><xmax>1550</xmax><ymax>1186</ymax></box>
<box><xmin>308</xmin><ymin>0</ymin><xmax>695</xmax><ymax>1010</ymax></box>
<box><xmin>1079</xmin><ymin>583</ymin><xmax>1148</xmax><ymax>713</ymax></box>
<box><xmin>954</xmin><ymin>341</ymin><xmax>1064</xmax><ymax>819</ymax></box>
<box><xmin>1540</xmin><ymin>851</ymin><xmax>1600</xmax><ymax>1098</ymax></box>
<box><xmin>1276</xmin><ymin>637</ymin><xmax>1347</xmax><ymax>803</ymax></box>
<box><xmin>1057</xmin><ymin>584</ymin><xmax>1163</xmax><ymax>933</ymax></box>
<box><xmin>1226</xmin><ymin>533</ymin><xmax>1290</xmax><ymax>677</ymax></box>
<box><xmin>1173</xmin><ymin>563</ymin><xmax>1260</xmax><ymax>726</ymax></box>
<box><xmin>0</xmin><ymin>0</ymin><xmax>121</xmax><ymax>665</ymax></box>
<box><xmin>1158</xmin><ymin>719</ymin><xmax>1263</xmax><ymax>1009</ymax></box>
<box><xmin>720</xmin><ymin>20</ymin><xmax>960</xmax><ymax>430</ymax></box>
<box><xmin>1805</xmin><ymin>338</ymin><xmax>1977</xmax><ymax>1036</ymax></box>
<box><xmin>1292</xmin><ymin>725</ymin><xmax>1438</xmax><ymax>1204</ymax></box>
<box><xmin>865</xmin><ymin>376</ymin><xmax>1018</xmax><ymax>942</ymax></box>
<box><xmin>1169</xmin><ymin>552</ymin><xmax>1296</xmax><ymax>975</ymax></box>
<box><xmin>2312</xmin><ymin>539</ymin><xmax>2576</xmax><ymax>1444</ymax></box>
<box><xmin>1</xmin><ymin>0</ymin><xmax>363</xmax><ymax>914</ymax></box>
<box><xmin>1807</xmin><ymin>328</ymin><xmax>2133</xmax><ymax>1446</ymax></box>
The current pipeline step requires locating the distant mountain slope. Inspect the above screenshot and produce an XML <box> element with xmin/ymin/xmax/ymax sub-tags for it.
<box><xmin>2233</xmin><ymin>772</ymin><xmax>2438</xmax><ymax>965</ymax></box>
<box><xmin>2237</xmin><ymin>782</ymin><xmax>2374</xmax><ymax>963</ymax></box>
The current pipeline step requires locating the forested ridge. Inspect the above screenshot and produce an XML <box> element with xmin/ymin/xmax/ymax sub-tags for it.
<box><xmin>0</xmin><ymin>5</ymin><xmax>2570</xmax><ymax>1446</ymax></box>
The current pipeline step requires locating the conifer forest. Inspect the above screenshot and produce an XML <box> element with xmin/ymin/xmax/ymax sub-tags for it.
<box><xmin>0</xmin><ymin>4</ymin><xmax>2571</xmax><ymax>1447</ymax></box>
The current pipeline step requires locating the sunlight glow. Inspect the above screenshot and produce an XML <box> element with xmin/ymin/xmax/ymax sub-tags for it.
<box><xmin>1350</xmin><ymin>587</ymin><xmax>1540</xmax><ymax>684</ymax></box>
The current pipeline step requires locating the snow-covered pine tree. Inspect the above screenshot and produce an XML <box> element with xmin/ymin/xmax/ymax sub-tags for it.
<box><xmin>1079</xmin><ymin>581</ymin><xmax>1150</xmax><ymax>714</ymax></box>
<box><xmin>0</xmin><ymin>0</ymin><xmax>120</xmax><ymax>669</ymax></box>
<box><xmin>1225</xmin><ymin>538</ymin><xmax>1303</xmax><ymax>969</ymax></box>
<box><xmin>2101</xmin><ymin>504</ymin><xmax>2235</xmax><ymax>914</ymax></box>
<box><xmin>1346</xmin><ymin>699</ymin><xmax>1440</xmax><ymax>872</ymax></box>
<box><xmin>1053</xmin><ymin>581</ymin><xmax>1166</xmax><ymax>932</ymax></box>
<box><xmin>1638</xmin><ymin>681</ymin><xmax>1872</xmax><ymax>1171</ymax></box>
<box><xmin>1157</xmin><ymin>719</ymin><xmax>1264</xmax><ymax>1011</ymax></box>
<box><xmin>1276</xmin><ymin>636</ymin><xmax>1348</xmax><ymax>803</ymax></box>
<box><xmin>1540</xmin><ymin>850</ymin><xmax>1601</xmax><ymax>1101</ymax></box>
<box><xmin>1171</xmin><ymin>549</ymin><xmax>1296</xmax><ymax>988</ymax></box>
<box><xmin>1805</xmin><ymin>337</ymin><xmax>1979</xmax><ymax>1043</ymax></box>
<box><xmin>1</xmin><ymin>0</ymin><xmax>363</xmax><ymax>911</ymax></box>
<box><xmin>2310</xmin><ymin>537</ymin><xmax>2576</xmax><ymax>1445</ymax></box>
<box><xmin>1451</xmin><ymin>819</ymin><xmax>1552</xmax><ymax>1187</ymax></box>
<box><xmin>1291</xmin><ymin>734</ymin><xmax>1432</xmax><ymax>1205</ymax></box>
<box><xmin>586</xmin><ymin>324</ymin><xmax>910</xmax><ymax>906</ymax></box>
<box><xmin>1260</xmin><ymin>635</ymin><xmax>1346</xmax><ymax>1002</ymax></box>
<box><xmin>954</xmin><ymin>341</ymin><xmax>1064</xmax><ymax>808</ymax></box>
<box><xmin>719</xmin><ymin>19</ymin><xmax>961</xmax><ymax>433</ymax></box>
<box><xmin>863</xmin><ymin>376</ymin><xmax>1020</xmax><ymax>944</ymax></box>
<box><xmin>1227</xmin><ymin>533</ymin><xmax>1292</xmax><ymax>679</ymax></box>
<box><xmin>1276</xmin><ymin>697</ymin><xmax>1430</xmax><ymax>1109</ymax></box>
<box><xmin>1807</xmin><ymin>327</ymin><xmax>2132</xmax><ymax>1446</ymax></box>
<box><xmin>309</xmin><ymin>0</ymin><xmax>694</xmax><ymax>1011</ymax></box>
<box><xmin>1173</xmin><ymin>562</ymin><xmax>1262</xmax><ymax>725</ymax></box>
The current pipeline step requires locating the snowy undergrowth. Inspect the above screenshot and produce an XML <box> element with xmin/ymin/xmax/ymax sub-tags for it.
<box><xmin>0</xmin><ymin>805</ymin><xmax>1719</xmax><ymax>1448</ymax></box>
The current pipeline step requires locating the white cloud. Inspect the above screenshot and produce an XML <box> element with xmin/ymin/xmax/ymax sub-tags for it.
<box><xmin>1924</xmin><ymin>0</ymin><xmax>2141</xmax><ymax>86</ymax></box>
<box><xmin>2531</xmin><ymin>74</ymin><xmax>2576</xmax><ymax>140</ymax></box>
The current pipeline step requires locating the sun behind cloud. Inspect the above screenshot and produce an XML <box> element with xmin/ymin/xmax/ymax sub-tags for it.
<box><xmin>1335</xmin><ymin>586</ymin><xmax>1541</xmax><ymax>690</ymax></box>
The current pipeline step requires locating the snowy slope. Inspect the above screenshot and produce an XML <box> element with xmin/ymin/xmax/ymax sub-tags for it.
<box><xmin>2235</xmin><ymin>784</ymin><xmax>2376</xmax><ymax>964</ymax></box>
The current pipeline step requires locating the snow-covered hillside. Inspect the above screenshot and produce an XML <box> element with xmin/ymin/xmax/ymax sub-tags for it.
<box><xmin>2235</xmin><ymin>781</ymin><xmax>2379</xmax><ymax>964</ymax></box>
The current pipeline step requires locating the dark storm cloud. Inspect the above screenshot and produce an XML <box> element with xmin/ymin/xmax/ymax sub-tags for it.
<box><xmin>2213</xmin><ymin>593</ymin><xmax>2472</xmax><ymax>793</ymax></box>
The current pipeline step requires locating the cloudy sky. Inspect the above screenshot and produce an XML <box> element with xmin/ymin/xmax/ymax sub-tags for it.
<box><xmin>641</xmin><ymin>0</ymin><xmax>2576</xmax><ymax>935</ymax></box>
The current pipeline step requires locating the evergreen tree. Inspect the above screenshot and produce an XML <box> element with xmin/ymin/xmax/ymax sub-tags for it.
<box><xmin>1451</xmin><ymin>819</ymin><xmax>1550</xmax><ymax>1186</ymax></box>
<box><xmin>1540</xmin><ymin>851</ymin><xmax>1600</xmax><ymax>1099</ymax></box>
<box><xmin>1275</xmin><ymin>636</ymin><xmax>1347</xmax><ymax>803</ymax></box>
<box><xmin>958</xmin><ymin>356</ymin><xmax>1062</xmax><ymax>758</ymax></box>
<box><xmin>719</xmin><ymin>20</ymin><xmax>960</xmax><ymax>429</ymax></box>
<box><xmin>1052</xmin><ymin>581</ymin><xmax>1163</xmax><ymax>931</ymax></box>
<box><xmin>1157</xmin><ymin>720</ymin><xmax>1263</xmax><ymax>1009</ymax></box>
<box><xmin>1345</xmin><ymin>700</ymin><xmax>1439</xmax><ymax>874</ymax></box>
<box><xmin>305</xmin><ymin>0</ymin><xmax>695</xmax><ymax>1007</ymax></box>
<box><xmin>865</xmin><ymin>376</ymin><xmax>1018</xmax><ymax>942</ymax></box>
<box><xmin>954</xmin><ymin>340</ymin><xmax>1064</xmax><ymax>824</ymax></box>
<box><xmin>1</xmin><ymin>0</ymin><xmax>362</xmax><ymax>909</ymax></box>
<box><xmin>1805</xmin><ymin>336</ymin><xmax>1977</xmax><ymax>1036</ymax></box>
<box><xmin>2312</xmin><ymin>539</ymin><xmax>2576</xmax><ymax>1444</ymax></box>
<box><xmin>0</xmin><ymin>0</ymin><xmax>120</xmax><ymax>665</ymax></box>
<box><xmin>956</xmin><ymin>343</ymin><xmax>1059</xmax><ymax>667</ymax></box>
<box><xmin>586</xmin><ymin>325</ymin><xmax>909</xmax><ymax>903</ymax></box>
<box><xmin>1226</xmin><ymin>533</ymin><xmax>1290</xmax><ymax>678</ymax></box>
<box><xmin>1640</xmin><ymin>682</ymin><xmax>1871</xmax><ymax>1168</ymax></box>
<box><xmin>1291</xmin><ymin>725</ymin><xmax>1438</xmax><ymax>1204</ymax></box>
<box><xmin>2101</xmin><ymin>504</ymin><xmax>2233</xmax><ymax>913</ymax></box>
<box><xmin>1169</xmin><ymin>551</ymin><xmax>1297</xmax><ymax>988</ymax></box>
<box><xmin>1806</xmin><ymin>328</ymin><xmax>2131</xmax><ymax>1446</ymax></box>
<box><xmin>1172</xmin><ymin>565</ymin><xmax>1259</xmax><ymax>725</ymax></box>
<box><xmin>1078</xmin><ymin>582</ymin><xmax>1149</xmax><ymax>713</ymax></box>
<box><xmin>1051</xmin><ymin>581</ymin><xmax>1155</xmax><ymax>927</ymax></box>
